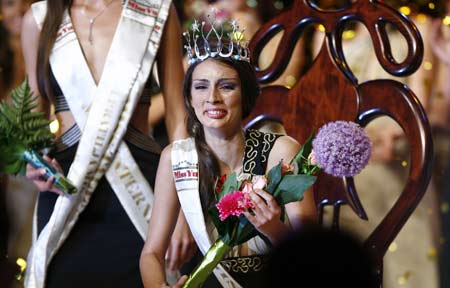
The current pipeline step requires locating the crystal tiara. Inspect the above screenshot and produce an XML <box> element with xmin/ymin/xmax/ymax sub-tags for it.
<box><xmin>183</xmin><ymin>16</ymin><xmax>250</xmax><ymax>65</ymax></box>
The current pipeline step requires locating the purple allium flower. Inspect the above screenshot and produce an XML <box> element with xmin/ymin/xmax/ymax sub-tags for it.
<box><xmin>312</xmin><ymin>121</ymin><xmax>371</xmax><ymax>177</ymax></box>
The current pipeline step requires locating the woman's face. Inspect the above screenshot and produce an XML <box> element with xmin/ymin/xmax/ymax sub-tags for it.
<box><xmin>190</xmin><ymin>58</ymin><xmax>243</xmax><ymax>134</ymax></box>
<box><xmin>1</xmin><ymin>0</ymin><xmax>28</xmax><ymax>36</ymax></box>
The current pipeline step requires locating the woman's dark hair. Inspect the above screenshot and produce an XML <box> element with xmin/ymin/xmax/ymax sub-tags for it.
<box><xmin>36</xmin><ymin>0</ymin><xmax>72</xmax><ymax>101</ymax></box>
<box><xmin>0</xmin><ymin>23</ymin><xmax>14</xmax><ymax>92</ymax></box>
<box><xmin>183</xmin><ymin>56</ymin><xmax>260</xmax><ymax>210</ymax></box>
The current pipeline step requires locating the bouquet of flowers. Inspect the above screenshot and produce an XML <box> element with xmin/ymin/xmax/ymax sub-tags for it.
<box><xmin>182</xmin><ymin>121</ymin><xmax>372</xmax><ymax>288</ymax></box>
<box><xmin>0</xmin><ymin>79</ymin><xmax>77</xmax><ymax>195</ymax></box>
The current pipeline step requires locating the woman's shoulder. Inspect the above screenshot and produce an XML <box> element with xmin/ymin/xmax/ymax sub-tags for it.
<box><xmin>22</xmin><ymin>3</ymin><xmax>44</xmax><ymax>40</ymax></box>
<box><xmin>267</xmin><ymin>135</ymin><xmax>301</xmax><ymax>170</ymax></box>
<box><xmin>24</xmin><ymin>1</ymin><xmax>47</xmax><ymax>31</ymax></box>
<box><xmin>273</xmin><ymin>135</ymin><xmax>300</xmax><ymax>149</ymax></box>
<box><xmin>21</xmin><ymin>7</ymin><xmax>41</xmax><ymax>62</ymax></box>
<box><xmin>273</xmin><ymin>135</ymin><xmax>300</xmax><ymax>157</ymax></box>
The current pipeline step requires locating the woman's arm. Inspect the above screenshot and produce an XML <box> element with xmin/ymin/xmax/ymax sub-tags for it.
<box><xmin>154</xmin><ymin>5</ymin><xmax>196</xmax><ymax>271</ymax></box>
<box><xmin>21</xmin><ymin>8</ymin><xmax>49</xmax><ymax>116</ymax></box>
<box><xmin>21</xmin><ymin>9</ymin><xmax>64</xmax><ymax>193</ymax></box>
<box><xmin>156</xmin><ymin>4</ymin><xmax>187</xmax><ymax>142</ymax></box>
<box><xmin>140</xmin><ymin>146</ymin><xmax>186</xmax><ymax>287</ymax></box>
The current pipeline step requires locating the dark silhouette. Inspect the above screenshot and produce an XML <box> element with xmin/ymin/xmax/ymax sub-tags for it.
<box><xmin>268</xmin><ymin>225</ymin><xmax>378</xmax><ymax>288</ymax></box>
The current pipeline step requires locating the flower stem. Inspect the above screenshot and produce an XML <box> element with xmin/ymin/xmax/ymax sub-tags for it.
<box><xmin>182</xmin><ymin>239</ymin><xmax>232</xmax><ymax>288</ymax></box>
<box><xmin>22</xmin><ymin>149</ymin><xmax>77</xmax><ymax>195</ymax></box>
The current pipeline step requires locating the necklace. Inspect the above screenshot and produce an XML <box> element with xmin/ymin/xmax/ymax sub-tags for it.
<box><xmin>80</xmin><ymin>0</ymin><xmax>116</xmax><ymax>45</ymax></box>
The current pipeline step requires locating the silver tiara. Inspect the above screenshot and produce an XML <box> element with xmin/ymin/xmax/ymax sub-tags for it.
<box><xmin>183</xmin><ymin>16</ymin><xmax>250</xmax><ymax>65</ymax></box>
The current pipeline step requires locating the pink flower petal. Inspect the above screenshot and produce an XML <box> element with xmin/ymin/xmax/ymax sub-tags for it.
<box><xmin>281</xmin><ymin>160</ymin><xmax>294</xmax><ymax>175</ymax></box>
<box><xmin>216</xmin><ymin>191</ymin><xmax>253</xmax><ymax>221</ymax></box>
<box><xmin>252</xmin><ymin>175</ymin><xmax>267</xmax><ymax>190</ymax></box>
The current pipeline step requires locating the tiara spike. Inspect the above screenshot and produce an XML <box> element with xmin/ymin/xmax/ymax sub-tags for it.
<box><xmin>183</xmin><ymin>31</ymin><xmax>194</xmax><ymax>64</ymax></box>
<box><xmin>183</xmin><ymin>15</ymin><xmax>250</xmax><ymax>65</ymax></box>
<box><xmin>205</xmin><ymin>14</ymin><xmax>222</xmax><ymax>58</ymax></box>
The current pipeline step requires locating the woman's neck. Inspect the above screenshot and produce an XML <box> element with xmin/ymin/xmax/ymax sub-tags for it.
<box><xmin>204</xmin><ymin>128</ymin><xmax>245</xmax><ymax>175</ymax></box>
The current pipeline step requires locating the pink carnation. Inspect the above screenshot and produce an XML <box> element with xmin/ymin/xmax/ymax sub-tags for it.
<box><xmin>216</xmin><ymin>191</ymin><xmax>254</xmax><ymax>221</ymax></box>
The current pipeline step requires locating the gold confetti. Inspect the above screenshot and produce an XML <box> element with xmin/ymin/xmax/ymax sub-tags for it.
<box><xmin>388</xmin><ymin>242</ymin><xmax>398</xmax><ymax>252</ymax></box>
<box><xmin>16</xmin><ymin>258</ymin><xmax>26</xmax><ymax>272</ymax></box>
<box><xmin>15</xmin><ymin>258</ymin><xmax>27</xmax><ymax>281</ymax></box>
<box><xmin>416</xmin><ymin>13</ymin><xmax>427</xmax><ymax>23</ymax></box>
<box><xmin>285</xmin><ymin>75</ymin><xmax>297</xmax><ymax>89</ymax></box>
<box><xmin>441</xmin><ymin>202</ymin><xmax>449</xmax><ymax>214</ymax></box>
<box><xmin>423</xmin><ymin>61</ymin><xmax>433</xmax><ymax>71</ymax></box>
<box><xmin>427</xmin><ymin>247</ymin><xmax>437</xmax><ymax>260</ymax></box>
<box><xmin>401</xmin><ymin>161</ymin><xmax>408</xmax><ymax>167</ymax></box>
<box><xmin>443</xmin><ymin>16</ymin><xmax>450</xmax><ymax>26</ymax></box>
<box><xmin>49</xmin><ymin>119</ymin><xmax>60</xmax><ymax>134</ymax></box>
<box><xmin>428</xmin><ymin>2</ymin><xmax>436</xmax><ymax>10</ymax></box>
<box><xmin>316</xmin><ymin>24</ymin><xmax>325</xmax><ymax>32</ymax></box>
<box><xmin>397</xmin><ymin>271</ymin><xmax>411</xmax><ymax>285</ymax></box>
<box><xmin>342</xmin><ymin>30</ymin><xmax>356</xmax><ymax>40</ymax></box>
<box><xmin>399</xmin><ymin>6</ymin><xmax>411</xmax><ymax>16</ymax></box>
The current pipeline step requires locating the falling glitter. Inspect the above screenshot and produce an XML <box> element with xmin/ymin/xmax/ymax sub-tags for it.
<box><xmin>397</xmin><ymin>271</ymin><xmax>411</xmax><ymax>285</ymax></box>
<box><xmin>441</xmin><ymin>202</ymin><xmax>449</xmax><ymax>214</ymax></box>
<box><xmin>285</xmin><ymin>75</ymin><xmax>297</xmax><ymax>89</ymax></box>
<box><xmin>427</xmin><ymin>247</ymin><xmax>437</xmax><ymax>260</ymax></box>
<box><xmin>388</xmin><ymin>242</ymin><xmax>398</xmax><ymax>252</ymax></box>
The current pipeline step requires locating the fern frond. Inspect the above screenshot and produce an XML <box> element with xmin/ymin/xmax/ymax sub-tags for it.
<box><xmin>0</xmin><ymin>78</ymin><xmax>54</xmax><ymax>174</ymax></box>
<box><xmin>10</xmin><ymin>79</ymin><xmax>37</xmax><ymax>128</ymax></box>
<box><xmin>0</xmin><ymin>78</ymin><xmax>53</xmax><ymax>148</ymax></box>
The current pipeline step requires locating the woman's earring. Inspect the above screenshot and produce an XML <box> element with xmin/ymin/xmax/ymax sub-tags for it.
<box><xmin>192</xmin><ymin>122</ymin><xmax>200</xmax><ymax>135</ymax></box>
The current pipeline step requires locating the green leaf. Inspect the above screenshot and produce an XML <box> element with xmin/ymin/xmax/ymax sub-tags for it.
<box><xmin>273</xmin><ymin>174</ymin><xmax>317</xmax><ymax>205</ymax></box>
<box><xmin>217</xmin><ymin>172</ymin><xmax>240</xmax><ymax>200</ymax></box>
<box><xmin>208</xmin><ymin>206</ymin><xmax>233</xmax><ymax>243</ymax></box>
<box><xmin>265</xmin><ymin>162</ymin><xmax>282</xmax><ymax>194</ymax></box>
<box><xmin>0</xmin><ymin>78</ymin><xmax>53</xmax><ymax>175</ymax></box>
<box><xmin>0</xmin><ymin>141</ymin><xmax>27</xmax><ymax>175</ymax></box>
<box><xmin>233</xmin><ymin>215</ymin><xmax>257</xmax><ymax>245</ymax></box>
<box><xmin>3</xmin><ymin>160</ymin><xmax>24</xmax><ymax>174</ymax></box>
<box><xmin>291</xmin><ymin>131</ymin><xmax>314</xmax><ymax>167</ymax></box>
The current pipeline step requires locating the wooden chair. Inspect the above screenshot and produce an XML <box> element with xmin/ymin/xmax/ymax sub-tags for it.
<box><xmin>245</xmin><ymin>0</ymin><xmax>434</xmax><ymax>285</ymax></box>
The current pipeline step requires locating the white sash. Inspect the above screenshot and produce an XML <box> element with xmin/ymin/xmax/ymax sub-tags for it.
<box><xmin>171</xmin><ymin>138</ymin><xmax>242</xmax><ymax>288</ymax></box>
<box><xmin>26</xmin><ymin>1</ymin><xmax>171</xmax><ymax>287</ymax></box>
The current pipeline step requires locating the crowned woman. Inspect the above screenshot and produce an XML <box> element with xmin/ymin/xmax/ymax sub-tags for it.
<box><xmin>140</xmin><ymin>19</ymin><xmax>316</xmax><ymax>288</ymax></box>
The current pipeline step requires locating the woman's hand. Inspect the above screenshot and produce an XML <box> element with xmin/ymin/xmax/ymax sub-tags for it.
<box><xmin>243</xmin><ymin>189</ymin><xmax>290</xmax><ymax>245</ymax></box>
<box><xmin>25</xmin><ymin>155</ymin><xmax>63</xmax><ymax>195</ymax></box>
<box><xmin>166</xmin><ymin>212</ymin><xmax>196</xmax><ymax>272</ymax></box>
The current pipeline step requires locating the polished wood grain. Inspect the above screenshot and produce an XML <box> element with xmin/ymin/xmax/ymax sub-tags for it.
<box><xmin>245</xmin><ymin>0</ymin><xmax>433</xmax><ymax>284</ymax></box>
